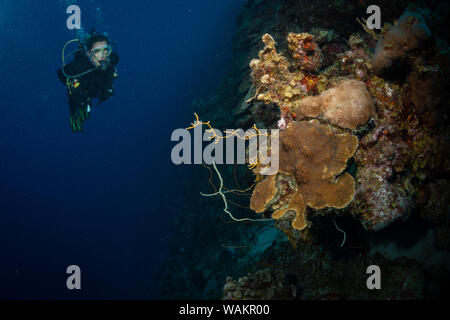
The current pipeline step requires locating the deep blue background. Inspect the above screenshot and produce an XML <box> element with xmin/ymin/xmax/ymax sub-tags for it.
<box><xmin>0</xmin><ymin>0</ymin><xmax>243</xmax><ymax>299</ymax></box>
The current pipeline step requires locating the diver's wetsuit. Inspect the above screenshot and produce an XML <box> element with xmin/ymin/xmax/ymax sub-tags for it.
<box><xmin>57</xmin><ymin>51</ymin><xmax>119</xmax><ymax>131</ymax></box>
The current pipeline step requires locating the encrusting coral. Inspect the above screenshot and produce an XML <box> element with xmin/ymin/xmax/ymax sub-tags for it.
<box><xmin>287</xmin><ymin>32</ymin><xmax>323</xmax><ymax>72</ymax></box>
<box><xmin>249</xmin><ymin>33</ymin><xmax>374</xmax><ymax>131</ymax></box>
<box><xmin>249</xmin><ymin>33</ymin><xmax>321</xmax><ymax>125</ymax></box>
<box><xmin>250</xmin><ymin>120</ymin><xmax>358</xmax><ymax>231</ymax></box>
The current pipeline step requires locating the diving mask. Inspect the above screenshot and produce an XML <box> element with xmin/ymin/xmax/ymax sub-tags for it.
<box><xmin>90</xmin><ymin>44</ymin><xmax>112</xmax><ymax>59</ymax></box>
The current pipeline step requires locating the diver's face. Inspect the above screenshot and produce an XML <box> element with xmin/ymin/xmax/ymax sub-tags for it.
<box><xmin>88</xmin><ymin>41</ymin><xmax>110</xmax><ymax>67</ymax></box>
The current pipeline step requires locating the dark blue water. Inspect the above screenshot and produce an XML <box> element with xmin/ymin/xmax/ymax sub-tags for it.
<box><xmin>0</xmin><ymin>0</ymin><xmax>243</xmax><ymax>299</ymax></box>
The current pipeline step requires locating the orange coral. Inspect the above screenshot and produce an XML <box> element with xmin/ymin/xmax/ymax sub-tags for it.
<box><xmin>287</xmin><ymin>33</ymin><xmax>323</xmax><ymax>72</ymax></box>
<box><xmin>294</xmin><ymin>80</ymin><xmax>375</xmax><ymax>130</ymax></box>
<box><xmin>249</xmin><ymin>33</ymin><xmax>323</xmax><ymax>120</ymax></box>
<box><xmin>301</xmin><ymin>75</ymin><xmax>319</xmax><ymax>92</ymax></box>
<box><xmin>250</xmin><ymin>120</ymin><xmax>358</xmax><ymax>230</ymax></box>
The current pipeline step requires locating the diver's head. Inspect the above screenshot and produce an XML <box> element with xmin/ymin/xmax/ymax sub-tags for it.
<box><xmin>86</xmin><ymin>34</ymin><xmax>112</xmax><ymax>70</ymax></box>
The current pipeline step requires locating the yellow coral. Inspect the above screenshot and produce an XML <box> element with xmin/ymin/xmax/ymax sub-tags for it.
<box><xmin>249</xmin><ymin>33</ymin><xmax>324</xmax><ymax>119</ymax></box>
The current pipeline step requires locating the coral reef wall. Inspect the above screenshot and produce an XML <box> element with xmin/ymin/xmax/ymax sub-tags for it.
<box><xmin>158</xmin><ymin>0</ymin><xmax>450</xmax><ymax>300</ymax></box>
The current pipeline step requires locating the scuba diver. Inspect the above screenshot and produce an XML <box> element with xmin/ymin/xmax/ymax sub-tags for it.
<box><xmin>57</xmin><ymin>29</ymin><xmax>119</xmax><ymax>132</ymax></box>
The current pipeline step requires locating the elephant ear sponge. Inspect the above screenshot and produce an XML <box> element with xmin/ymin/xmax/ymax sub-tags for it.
<box><xmin>250</xmin><ymin>120</ymin><xmax>359</xmax><ymax>230</ymax></box>
<box><xmin>250</xmin><ymin>175</ymin><xmax>278</xmax><ymax>213</ymax></box>
<box><xmin>294</xmin><ymin>80</ymin><xmax>375</xmax><ymax>130</ymax></box>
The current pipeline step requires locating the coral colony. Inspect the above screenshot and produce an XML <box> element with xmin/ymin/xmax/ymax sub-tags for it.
<box><xmin>242</xmin><ymin>8</ymin><xmax>448</xmax><ymax>239</ymax></box>
<box><xmin>217</xmin><ymin>7</ymin><xmax>448</xmax><ymax>300</ymax></box>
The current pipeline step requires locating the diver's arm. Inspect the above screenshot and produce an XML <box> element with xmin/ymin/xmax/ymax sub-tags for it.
<box><xmin>98</xmin><ymin>80</ymin><xmax>115</xmax><ymax>105</ymax></box>
<box><xmin>97</xmin><ymin>63</ymin><xmax>118</xmax><ymax>104</ymax></box>
<box><xmin>57</xmin><ymin>59</ymin><xmax>80</xmax><ymax>84</ymax></box>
